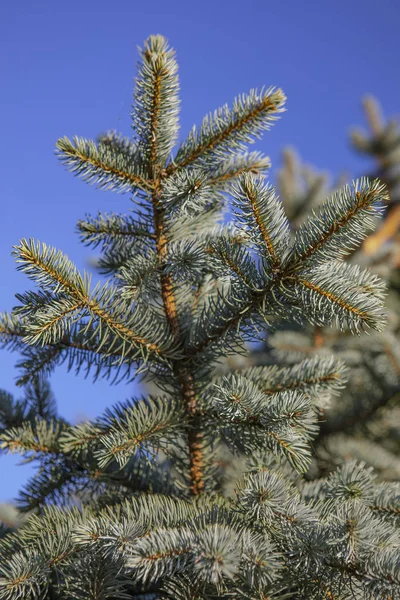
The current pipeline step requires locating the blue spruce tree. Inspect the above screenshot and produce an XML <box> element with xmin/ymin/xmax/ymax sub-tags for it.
<box><xmin>0</xmin><ymin>35</ymin><xmax>398</xmax><ymax>599</ymax></box>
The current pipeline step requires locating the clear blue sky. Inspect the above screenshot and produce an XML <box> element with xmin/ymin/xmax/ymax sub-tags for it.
<box><xmin>1</xmin><ymin>0</ymin><xmax>399</xmax><ymax>501</ymax></box>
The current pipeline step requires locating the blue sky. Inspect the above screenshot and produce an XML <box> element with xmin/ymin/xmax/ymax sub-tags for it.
<box><xmin>1</xmin><ymin>0</ymin><xmax>399</xmax><ymax>501</ymax></box>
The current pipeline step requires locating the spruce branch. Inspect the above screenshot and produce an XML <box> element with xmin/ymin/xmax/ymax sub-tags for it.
<box><xmin>240</xmin><ymin>356</ymin><xmax>348</xmax><ymax>408</ymax></box>
<box><xmin>14</xmin><ymin>239</ymin><xmax>86</xmax><ymax>296</ymax></box>
<box><xmin>56</xmin><ymin>136</ymin><xmax>151</xmax><ymax>194</ymax></box>
<box><xmin>169</xmin><ymin>87</ymin><xmax>286</xmax><ymax>173</ymax></box>
<box><xmin>208</xmin><ymin>383</ymin><xmax>316</xmax><ymax>472</ymax></box>
<box><xmin>231</xmin><ymin>174</ymin><xmax>291</xmax><ymax>269</ymax></box>
<box><xmin>132</xmin><ymin>35</ymin><xmax>180</xmax><ymax>168</ymax></box>
<box><xmin>126</xmin><ymin>526</ymin><xmax>192</xmax><ymax>585</ymax></box>
<box><xmin>210</xmin><ymin>151</ymin><xmax>271</xmax><ymax>185</ymax></box>
<box><xmin>318</xmin><ymin>261</ymin><xmax>387</xmax><ymax>301</ymax></box>
<box><xmin>288</xmin><ymin>177</ymin><xmax>389</xmax><ymax>268</ymax></box>
<box><xmin>0</xmin><ymin>313</ymin><xmax>146</xmax><ymax>386</ymax></box>
<box><xmin>13</xmin><ymin>239</ymin><xmax>176</xmax><ymax>361</ymax></box>
<box><xmin>0</xmin><ymin>551</ymin><xmax>50</xmax><ymax>599</ymax></box>
<box><xmin>283</xmin><ymin>264</ymin><xmax>387</xmax><ymax>333</ymax></box>
<box><xmin>77</xmin><ymin>212</ymin><xmax>156</xmax><ymax>249</ymax></box>
<box><xmin>92</xmin><ymin>396</ymin><xmax>185</xmax><ymax>469</ymax></box>
<box><xmin>0</xmin><ymin>418</ymin><xmax>64</xmax><ymax>458</ymax></box>
<box><xmin>188</xmin><ymin>176</ymin><xmax>388</xmax><ymax>354</ymax></box>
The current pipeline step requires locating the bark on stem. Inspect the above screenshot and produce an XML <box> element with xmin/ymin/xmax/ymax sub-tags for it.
<box><xmin>152</xmin><ymin>196</ymin><xmax>205</xmax><ymax>495</ymax></box>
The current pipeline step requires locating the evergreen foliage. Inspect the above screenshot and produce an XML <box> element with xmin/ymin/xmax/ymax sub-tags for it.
<box><xmin>0</xmin><ymin>35</ymin><xmax>398</xmax><ymax>599</ymax></box>
<box><xmin>252</xmin><ymin>103</ymin><xmax>400</xmax><ymax>482</ymax></box>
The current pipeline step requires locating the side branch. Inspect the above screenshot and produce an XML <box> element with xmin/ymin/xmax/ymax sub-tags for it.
<box><xmin>247</xmin><ymin>185</ymin><xmax>280</xmax><ymax>267</ymax></box>
<box><xmin>297</xmin><ymin>279</ymin><xmax>369</xmax><ymax>318</ymax></box>
<box><xmin>209</xmin><ymin>152</ymin><xmax>271</xmax><ymax>186</ymax></box>
<box><xmin>262</xmin><ymin>372</ymin><xmax>341</xmax><ymax>395</ymax></box>
<box><xmin>86</xmin><ymin>299</ymin><xmax>161</xmax><ymax>353</ymax></box>
<box><xmin>167</xmin><ymin>89</ymin><xmax>285</xmax><ymax>175</ymax></box>
<box><xmin>290</xmin><ymin>179</ymin><xmax>388</xmax><ymax>267</ymax></box>
<box><xmin>14</xmin><ymin>240</ymin><xmax>164</xmax><ymax>356</ymax></box>
<box><xmin>77</xmin><ymin>214</ymin><xmax>156</xmax><ymax>249</ymax></box>
<box><xmin>56</xmin><ymin>136</ymin><xmax>152</xmax><ymax>193</ymax></box>
<box><xmin>296</xmin><ymin>189</ymin><xmax>377</xmax><ymax>263</ymax></box>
